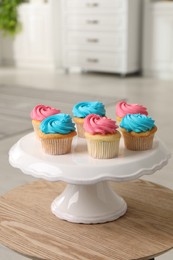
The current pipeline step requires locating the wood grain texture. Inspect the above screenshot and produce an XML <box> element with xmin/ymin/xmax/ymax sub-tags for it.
<box><xmin>0</xmin><ymin>180</ymin><xmax>173</xmax><ymax>260</ymax></box>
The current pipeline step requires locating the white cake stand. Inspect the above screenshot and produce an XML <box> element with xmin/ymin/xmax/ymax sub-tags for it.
<box><xmin>9</xmin><ymin>133</ymin><xmax>171</xmax><ymax>224</ymax></box>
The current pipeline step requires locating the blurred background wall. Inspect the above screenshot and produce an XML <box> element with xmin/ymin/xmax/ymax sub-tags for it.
<box><xmin>0</xmin><ymin>0</ymin><xmax>173</xmax><ymax>80</ymax></box>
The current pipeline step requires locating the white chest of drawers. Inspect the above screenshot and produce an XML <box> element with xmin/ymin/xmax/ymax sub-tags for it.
<box><xmin>61</xmin><ymin>0</ymin><xmax>142</xmax><ymax>74</ymax></box>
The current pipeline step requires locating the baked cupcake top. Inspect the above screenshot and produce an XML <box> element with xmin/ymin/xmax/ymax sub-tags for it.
<box><xmin>30</xmin><ymin>104</ymin><xmax>61</xmax><ymax>121</ymax></box>
<box><xmin>72</xmin><ymin>101</ymin><xmax>105</xmax><ymax>118</ymax></box>
<box><xmin>83</xmin><ymin>114</ymin><xmax>118</xmax><ymax>135</ymax></box>
<box><xmin>116</xmin><ymin>101</ymin><xmax>148</xmax><ymax>118</ymax></box>
<box><xmin>120</xmin><ymin>114</ymin><xmax>155</xmax><ymax>133</ymax></box>
<box><xmin>40</xmin><ymin>113</ymin><xmax>76</xmax><ymax>134</ymax></box>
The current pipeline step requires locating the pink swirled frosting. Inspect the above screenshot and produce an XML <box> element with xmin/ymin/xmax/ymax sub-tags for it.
<box><xmin>116</xmin><ymin>101</ymin><xmax>148</xmax><ymax>118</ymax></box>
<box><xmin>30</xmin><ymin>104</ymin><xmax>61</xmax><ymax>121</ymax></box>
<box><xmin>83</xmin><ymin>114</ymin><xmax>118</xmax><ymax>135</ymax></box>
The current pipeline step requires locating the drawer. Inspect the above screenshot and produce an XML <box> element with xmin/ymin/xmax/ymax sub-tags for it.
<box><xmin>64</xmin><ymin>51</ymin><xmax>124</xmax><ymax>72</ymax></box>
<box><xmin>63</xmin><ymin>0</ymin><xmax>126</xmax><ymax>14</ymax></box>
<box><xmin>65</xmin><ymin>32</ymin><xmax>126</xmax><ymax>52</ymax></box>
<box><xmin>65</xmin><ymin>15</ymin><xmax>126</xmax><ymax>32</ymax></box>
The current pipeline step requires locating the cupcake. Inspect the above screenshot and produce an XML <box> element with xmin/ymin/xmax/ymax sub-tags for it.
<box><xmin>120</xmin><ymin>114</ymin><xmax>157</xmax><ymax>151</ymax></box>
<box><xmin>38</xmin><ymin>113</ymin><xmax>77</xmax><ymax>155</ymax></box>
<box><xmin>84</xmin><ymin>114</ymin><xmax>121</xmax><ymax>159</ymax></box>
<box><xmin>72</xmin><ymin>101</ymin><xmax>106</xmax><ymax>138</ymax></box>
<box><xmin>30</xmin><ymin>104</ymin><xmax>61</xmax><ymax>138</ymax></box>
<box><xmin>116</xmin><ymin>101</ymin><xmax>148</xmax><ymax>124</ymax></box>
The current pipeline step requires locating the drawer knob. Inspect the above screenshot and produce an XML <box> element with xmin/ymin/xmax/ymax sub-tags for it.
<box><xmin>87</xmin><ymin>38</ymin><xmax>99</xmax><ymax>43</ymax></box>
<box><xmin>87</xmin><ymin>20</ymin><xmax>99</xmax><ymax>24</ymax></box>
<box><xmin>86</xmin><ymin>3</ymin><xmax>99</xmax><ymax>7</ymax></box>
<box><xmin>87</xmin><ymin>58</ymin><xmax>99</xmax><ymax>63</ymax></box>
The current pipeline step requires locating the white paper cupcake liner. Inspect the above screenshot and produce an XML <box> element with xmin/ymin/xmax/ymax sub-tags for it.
<box><xmin>123</xmin><ymin>134</ymin><xmax>155</xmax><ymax>151</ymax></box>
<box><xmin>40</xmin><ymin>137</ymin><xmax>73</xmax><ymax>155</ymax></box>
<box><xmin>86</xmin><ymin>139</ymin><xmax>120</xmax><ymax>159</ymax></box>
<box><xmin>75</xmin><ymin>122</ymin><xmax>85</xmax><ymax>138</ymax></box>
<box><xmin>32</xmin><ymin>121</ymin><xmax>41</xmax><ymax>140</ymax></box>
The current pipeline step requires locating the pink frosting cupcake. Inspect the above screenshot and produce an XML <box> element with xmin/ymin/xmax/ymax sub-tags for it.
<box><xmin>116</xmin><ymin>101</ymin><xmax>148</xmax><ymax>124</ymax></box>
<box><xmin>84</xmin><ymin>114</ymin><xmax>121</xmax><ymax>159</ymax></box>
<box><xmin>30</xmin><ymin>104</ymin><xmax>61</xmax><ymax>138</ymax></box>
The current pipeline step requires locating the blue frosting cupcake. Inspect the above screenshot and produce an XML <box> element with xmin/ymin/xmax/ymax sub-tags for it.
<box><xmin>72</xmin><ymin>101</ymin><xmax>106</xmax><ymax>138</ymax></box>
<box><xmin>120</xmin><ymin>114</ymin><xmax>157</xmax><ymax>151</ymax></box>
<box><xmin>40</xmin><ymin>113</ymin><xmax>76</xmax><ymax>134</ymax></box>
<box><xmin>38</xmin><ymin>113</ymin><xmax>77</xmax><ymax>155</ymax></box>
<box><xmin>120</xmin><ymin>114</ymin><xmax>155</xmax><ymax>133</ymax></box>
<box><xmin>72</xmin><ymin>101</ymin><xmax>105</xmax><ymax>118</ymax></box>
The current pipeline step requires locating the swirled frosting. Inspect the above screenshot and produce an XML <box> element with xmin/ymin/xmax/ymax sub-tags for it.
<box><xmin>30</xmin><ymin>104</ymin><xmax>61</xmax><ymax>121</ymax></box>
<box><xmin>83</xmin><ymin>114</ymin><xmax>118</xmax><ymax>135</ymax></box>
<box><xmin>40</xmin><ymin>113</ymin><xmax>76</xmax><ymax>134</ymax></box>
<box><xmin>116</xmin><ymin>101</ymin><xmax>148</xmax><ymax>118</ymax></box>
<box><xmin>72</xmin><ymin>101</ymin><xmax>105</xmax><ymax>118</ymax></box>
<box><xmin>120</xmin><ymin>114</ymin><xmax>155</xmax><ymax>133</ymax></box>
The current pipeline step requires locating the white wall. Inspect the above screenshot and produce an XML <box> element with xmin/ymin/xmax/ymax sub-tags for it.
<box><xmin>142</xmin><ymin>0</ymin><xmax>173</xmax><ymax>79</ymax></box>
<box><xmin>0</xmin><ymin>33</ymin><xmax>2</xmax><ymax>65</ymax></box>
<box><xmin>0</xmin><ymin>1</ymin><xmax>62</xmax><ymax>70</ymax></box>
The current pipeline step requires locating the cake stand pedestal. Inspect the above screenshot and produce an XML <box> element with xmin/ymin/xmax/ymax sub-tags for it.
<box><xmin>9</xmin><ymin>133</ymin><xmax>171</xmax><ymax>224</ymax></box>
<box><xmin>51</xmin><ymin>181</ymin><xmax>127</xmax><ymax>223</ymax></box>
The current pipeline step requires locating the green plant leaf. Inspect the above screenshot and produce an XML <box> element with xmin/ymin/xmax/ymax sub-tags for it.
<box><xmin>0</xmin><ymin>0</ymin><xmax>25</xmax><ymax>36</ymax></box>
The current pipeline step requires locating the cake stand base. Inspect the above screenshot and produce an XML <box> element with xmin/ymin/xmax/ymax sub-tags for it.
<box><xmin>51</xmin><ymin>181</ymin><xmax>127</xmax><ymax>224</ymax></box>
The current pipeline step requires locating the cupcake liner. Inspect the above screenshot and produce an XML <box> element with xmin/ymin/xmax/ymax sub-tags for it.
<box><xmin>86</xmin><ymin>139</ymin><xmax>120</xmax><ymax>159</ymax></box>
<box><xmin>40</xmin><ymin>137</ymin><xmax>73</xmax><ymax>155</ymax></box>
<box><xmin>32</xmin><ymin>120</ymin><xmax>41</xmax><ymax>139</ymax></box>
<box><xmin>75</xmin><ymin>122</ymin><xmax>85</xmax><ymax>138</ymax></box>
<box><xmin>122</xmin><ymin>132</ymin><xmax>155</xmax><ymax>151</ymax></box>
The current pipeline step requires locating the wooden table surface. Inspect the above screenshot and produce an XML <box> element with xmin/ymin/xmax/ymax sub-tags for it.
<box><xmin>0</xmin><ymin>180</ymin><xmax>173</xmax><ymax>260</ymax></box>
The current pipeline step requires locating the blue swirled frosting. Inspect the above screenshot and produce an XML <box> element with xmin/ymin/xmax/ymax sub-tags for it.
<box><xmin>72</xmin><ymin>101</ymin><xmax>105</xmax><ymax>118</ymax></box>
<box><xmin>120</xmin><ymin>114</ymin><xmax>155</xmax><ymax>133</ymax></box>
<box><xmin>40</xmin><ymin>113</ymin><xmax>76</xmax><ymax>134</ymax></box>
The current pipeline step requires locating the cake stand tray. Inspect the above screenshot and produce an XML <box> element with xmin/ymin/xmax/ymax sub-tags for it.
<box><xmin>9</xmin><ymin>133</ymin><xmax>171</xmax><ymax>224</ymax></box>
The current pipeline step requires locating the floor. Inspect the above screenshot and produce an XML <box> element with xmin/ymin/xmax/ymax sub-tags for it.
<box><xmin>0</xmin><ymin>68</ymin><xmax>172</xmax><ymax>260</ymax></box>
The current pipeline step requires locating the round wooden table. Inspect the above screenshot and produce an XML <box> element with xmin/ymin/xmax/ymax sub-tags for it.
<box><xmin>0</xmin><ymin>180</ymin><xmax>173</xmax><ymax>260</ymax></box>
